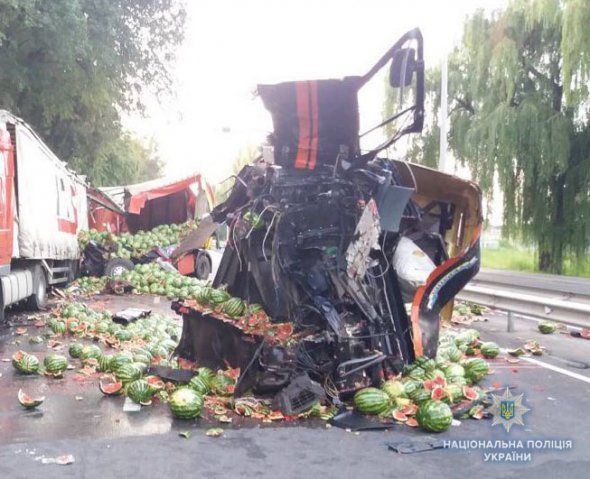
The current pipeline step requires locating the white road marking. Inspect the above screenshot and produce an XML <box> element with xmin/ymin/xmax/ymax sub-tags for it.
<box><xmin>517</xmin><ymin>356</ymin><xmax>590</xmax><ymax>384</ymax></box>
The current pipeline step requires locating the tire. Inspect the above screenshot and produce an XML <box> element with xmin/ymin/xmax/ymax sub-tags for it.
<box><xmin>105</xmin><ymin>258</ymin><xmax>135</xmax><ymax>278</ymax></box>
<box><xmin>195</xmin><ymin>253</ymin><xmax>212</xmax><ymax>280</ymax></box>
<box><xmin>26</xmin><ymin>266</ymin><xmax>47</xmax><ymax>311</ymax></box>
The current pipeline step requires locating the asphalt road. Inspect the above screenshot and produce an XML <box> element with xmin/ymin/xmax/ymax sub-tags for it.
<box><xmin>1</xmin><ymin>298</ymin><xmax>589</xmax><ymax>479</ymax></box>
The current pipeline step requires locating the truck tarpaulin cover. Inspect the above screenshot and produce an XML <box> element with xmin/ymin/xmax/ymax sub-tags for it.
<box><xmin>101</xmin><ymin>174</ymin><xmax>215</xmax><ymax>233</ymax></box>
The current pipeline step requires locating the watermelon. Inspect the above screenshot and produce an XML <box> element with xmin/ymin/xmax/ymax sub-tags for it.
<box><xmin>126</xmin><ymin>379</ymin><xmax>152</xmax><ymax>405</ymax></box>
<box><xmin>394</xmin><ymin>397</ymin><xmax>411</xmax><ymax>407</ymax></box>
<box><xmin>29</xmin><ymin>335</ymin><xmax>44</xmax><ymax>344</ymax></box>
<box><xmin>115</xmin><ymin>363</ymin><xmax>144</xmax><ymax>383</ymax></box>
<box><xmin>416</xmin><ymin>400</ymin><xmax>453</xmax><ymax>432</ymax></box>
<box><xmin>392</xmin><ymin>410</ymin><xmax>408</xmax><ymax>422</ymax></box>
<box><xmin>169</xmin><ymin>388</ymin><xmax>204</xmax><ymax>419</ymax></box>
<box><xmin>68</xmin><ymin>343</ymin><xmax>84</xmax><ymax>359</ymax></box>
<box><xmin>51</xmin><ymin>321</ymin><xmax>67</xmax><ymax>335</ymax></box>
<box><xmin>67</xmin><ymin>321</ymin><xmax>80</xmax><ymax>334</ymax></box>
<box><xmin>431</xmin><ymin>388</ymin><xmax>446</xmax><ymax>401</ymax></box>
<box><xmin>480</xmin><ymin>342</ymin><xmax>500</xmax><ymax>358</ymax></box>
<box><xmin>196</xmin><ymin>286</ymin><xmax>213</xmax><ymax>305</ymax></box>
<box><xmin>80</xmin><ymin>345</ymin><xmax>102</xmax><ymax>361</ymax></box>
<box><xmin>444</xmin><ymin>364</ymin><xmax>465</xmax><ymax>379</ymax></box>
<box><xmin>407</xmin><ymin>367</ymin><xmax>426</xmax><ymax>381</ymax></box>
<box><xmin>402</xmin><ymin>379</ymin><xmax>422</xmax><ymax>396</ymax></box>
<box><xmin>95</xmin><ymin>322</ymin><xmax>109</xmax><ymax>334</ymax></box>
<box><xmin>114</xmin><ymin>329</ymin><xmax>133</xmax><ymax>342</ymax></box>
<box><xmin>538</xmin><ymin>321</ymin><xmax>557</xmax><ymax>334</ymax></box>
<box><xmin>189</xmin><ymin>374</ymin><xmax>211</xmax><ymax>395</ymax></box>
<box><xmin>444</xmin><ymin>384</ymin><xmax>463</xmax><ymax>403</ymax></box>
<box><xmin>98</xmin><ymin>355</ymin><xmax>113</xmax><ymax>372</ymax></box>
<box><xmin>447</xmin><ymin>347</ymin><xmax>463</xmax><ymax>363</ymax></box>
<box><xmin>211</xmin><ymin>374</ymin><xmax>235</xmax><ymax>396</ymax></box>
<box><xmin>422</xmin><ymin>359</ymin><xmax>437</xmax><ymax>371</ymax></box>
<box><xmin>409</xmin><ymin>388</ymin><xmax>432</xmax><ymax>404</ymax></box>
<box><xmin>456</xmin><ymin>329</ymin><xmax>480</xmax><ymax>344</ymax></box>
<box><xmin>18</xmin><ymin>389</ymin><xmax>45</xmax><ymax>409</ymax></box>
<box><xmin>462</xmin><ymin>358</ymin><xmax>489</xmax><ymax>383</ymax></box>
<box><xmin>196</xmin><ymin>367</ymin><xmax>216</xmax><ymax>383</ymax></box>
<box><xmin>381</xmin><ymin>380</ymin><xmax>406</xmax><ymax>399</ymax></box>
<box><xmin>462</xmin><ymin>386</ymin><xmax>479</xmax><ymax>401</ymax></box>
<box><xmin>99</xmin><ymin>380</ymin><xmax>123</xmax><ymax>396</ymax></box>
<box><xmin>43</xmin><ymin>354</ymin><xmax>68</xmax><ymax>376</ymax></box>
<box><xmin>247</xmin><ymin>303</ymin><xmax>264</xmax><ymax>314</ymax></box>
<box><xmin>109</xmin><ymin>353</ymin><xmax>133</xmax><ymax>370</ymax></box>
<box><xmin>12</xmin><ymin>351</ymin><xmax>40</xmax><ymax>374</ymax></box>
<box><xmin>448</xmin><ymin>375</ymin><xmax>467</xmax><ymax>386</ymax></box>
<box><xmin>209</xmin><ymin>288</ymin><xmax>230</xmax><ymax>305</ymax></box>
<box><xmin>221</xmin><ymin>297</ymin><xmax>246</xmax><ymax>318</ymax></box>
<box><xmin>145</xmin><ymin>375</ymin><xmax>166</xmax><ymax>393</ymax></box>
<box><xmin>353</xmin><ymin>388</ymin><xmax>391</xmax><ymax>414</ymax></box>
<box><xmin>424</xmin><ymin>368</ymin><xmax>445</xmax><ymax>380</ymax></box>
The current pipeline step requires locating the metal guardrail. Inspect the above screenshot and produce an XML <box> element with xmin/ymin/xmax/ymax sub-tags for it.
<box><xmin>457</xmin><ymin>268</ymin><xmax>590</xmax><ymax>330</ymax></box>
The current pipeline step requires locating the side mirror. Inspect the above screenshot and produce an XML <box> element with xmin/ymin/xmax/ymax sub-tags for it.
<box><xmin>389</xmin><ymin>48</ymin><xmax>417</xmax><ymax>87</ymax></box>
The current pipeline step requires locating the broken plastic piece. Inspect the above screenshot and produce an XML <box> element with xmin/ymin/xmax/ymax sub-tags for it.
<box><xmin>387</xmin><ymin>439</ymin><xmax>445</xmax><ymax>454</ymax></box>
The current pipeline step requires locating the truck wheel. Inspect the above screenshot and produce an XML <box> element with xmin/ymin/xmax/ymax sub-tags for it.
<box><xmin>195</xmin><ymin>253</ymin><xmax>212</xmax><ymax>280</ymax></box>
<box><xmin>26</xmin><ymin>267</ymin><xmax>47</xmax><ymax>311</ymax></box>
<box><xmin>105</xmin><ymin>258</ymin><xmax>135</xmax><ymax>278</ymax></box>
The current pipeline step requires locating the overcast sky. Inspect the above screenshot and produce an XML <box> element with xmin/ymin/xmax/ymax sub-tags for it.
<box><xmin>126</xmin><ymin>0</ymin><xmax>507</xmax><ymax>184</ymax></box>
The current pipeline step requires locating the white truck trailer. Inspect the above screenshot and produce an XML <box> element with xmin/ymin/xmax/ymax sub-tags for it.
<box><xmin>0</xmin><ymin>110</ymin><xmax>88</xmax><ymax>320</ymax></box>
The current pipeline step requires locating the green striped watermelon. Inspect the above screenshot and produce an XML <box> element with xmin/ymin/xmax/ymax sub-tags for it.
<box><xmin>115</xmin><ymin>363</ymin><xmax>144</xmax><ymax>383</ymax></box>
<box><xmin>126</xmin><ymin>379</ymin><xmax>152</xmax><ymax>405</ymax></box>
<box><xmin>189</xmin><ymin>375</ymin><xmax>211</xmax><ymax>395</ymax></box>
<box><xmin>68</xmin><ymin>343</ymin><xmax>84</xmax><ymax>359</ymax></box>
<box><xmin>381</xmin><ymin>380</ymin><xmax>406</xmax><ymax>400</ymax></box>
<box><xmin>114</xmin><ymin>329</ymin><xmax>133</xmax><ymax>342</ymax></box>
<box><xmin>169</xmin><ymin>388</ymin><xmax>204</xmax><ymax>419</ymax></box>
<box><xmin>409</xmin><ymin>388</ymin><xmax>432</xmax><ymax>404</ymax></box>
<box><xmin>209</xmin><ymin>288</ymin><xmax>230</xmax><ymax>305</ymax></box>
<box><xmin>44</xmin><ymin>354</ymin><xmax>68</xmax><ymax>375</ymax></box>
<box><xmin>51</xmin><ymin>321</ymin><xmax>67</xmax><ymax>335</ymax></box>
<box><xmin>12</xmin><ymin>351</ymin><xmax>40</xmax><ymax>374</ymax></box>
<box><xmin>196</xmin><ymin>286</ymin><xmax>213</xmax><ymax>305</ymax></box>
<box><xmin>416</xmin><ymin>400</ymin><xmax>453</xmax><ymax>432</ymax></box>
<box><xmin>462</xmin><ymin>358</ymin><xmax>489</xmax><ymax>383</ymax></box>
<box><xmin>353</xmin><ymin>388</ymin><xmax>391</xmax><ymax>415</ymax></box>
<box><xmin>98</xmin><ymin>355</ymin><xmax>113</xmax><ymax>372</ymax></box>
<box><xmin>79</xmin><ymin>345</ymin><xmax>102</xmax><ymax>361</ymax></box>
<box><xmin>221</xmin><ymin>297</ymin><xmax>246</xmax><ymax>318</ymax></box>
<box><xmin>109</xmin><ymin>353</ymin><xmax>134</xmax><ymax>370</ymax></box>
<box><xmin>480</xmin><ymin>342</ymin><xmax>500</xmax><ymax>358</ymax></box>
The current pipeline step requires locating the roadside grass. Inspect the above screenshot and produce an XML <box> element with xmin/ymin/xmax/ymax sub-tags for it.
<box><xmin>481</xmin><ymin>244</ymin><xmax>590</xmax><ymax>278</ymax></box>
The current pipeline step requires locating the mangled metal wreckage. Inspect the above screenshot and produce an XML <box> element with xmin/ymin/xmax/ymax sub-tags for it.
<box><xmin>173</xmin><ymin>29</ymin><xmax>482</xmax><ymax>413</ymax></box>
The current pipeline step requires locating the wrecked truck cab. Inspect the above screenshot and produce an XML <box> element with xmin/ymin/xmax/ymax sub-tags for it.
<box><xmin>173</xmin><ymin>28</ymin><xmax>482</xmax><ymax>412</ymax></box>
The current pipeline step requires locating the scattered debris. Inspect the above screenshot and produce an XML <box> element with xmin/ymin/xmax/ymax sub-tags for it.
<box><xmin>40</xmin><ymin>454</ymin><xmax>75</xmax><ymax>465</ymax></box>
<box><xmin>205</xmin><ymin>428</ymin><xmax>224</xmax><ymax>437</ymax></box>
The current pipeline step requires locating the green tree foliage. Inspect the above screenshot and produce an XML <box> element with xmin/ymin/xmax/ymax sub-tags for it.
<box><xmin>215</xmin><ymin>146</ymin><xmax>260</xmax><ymax>203</ymax></box>
<box><xmin>0</xmin><ymin>0</ymin><xmax>185</xmax><ymax>185</ymax></box>
<box><xmin>385</xmin><ymin>0</ymin><xmax>590</xmax><ymax>274</ymax></box>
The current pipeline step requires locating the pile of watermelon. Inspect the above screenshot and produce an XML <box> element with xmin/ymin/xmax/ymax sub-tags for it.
<box><xmin>354</xmin><ymin>329</ymin><xmax>498</xmax><ymax>433</ymax></box>
<box><xmin>78</xmin><ymin>220</ymin><xmax>198</xmax><ymax>259</ymax></box>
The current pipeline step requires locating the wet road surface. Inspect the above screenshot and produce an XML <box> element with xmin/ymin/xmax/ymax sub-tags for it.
<box><xmin>1</xmin><ymin>297</ymin><xmax>589</xmax><ymax>478</ymax></box>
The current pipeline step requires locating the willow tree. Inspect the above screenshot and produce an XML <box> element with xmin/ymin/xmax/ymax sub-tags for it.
<box><xmin>389</xmin><ymin>0</ymin><xmax>590</xmax><ymax>274</ymax></box>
